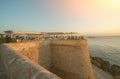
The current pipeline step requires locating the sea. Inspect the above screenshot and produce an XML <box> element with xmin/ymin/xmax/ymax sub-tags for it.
<box><xmin>86</xmin><ymin>36</ymin><xmax>120</xmax><ymax>66</ymax></box>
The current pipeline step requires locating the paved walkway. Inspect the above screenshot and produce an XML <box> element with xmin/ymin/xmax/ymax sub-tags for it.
<box><xmin>93</xmin><ymin>65</ymin><xmax>114</xmax><ymax>79</ymax></box>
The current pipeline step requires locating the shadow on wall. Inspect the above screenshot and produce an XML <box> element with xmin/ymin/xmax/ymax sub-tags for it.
<box><xmin>0</xmin><ymin>40</ymin><xmax>95</xmax><ymax>79</ymax></box>
<box><xmin>39</xmin><ymin>40</ymin><xmax>95</xmax><ymax>79</ymax></box>
<box><xmin>0</xmin><ymin>44</ymin><xmax>61</xmax><ymax>79</ymax></box>
<box><xmin>38</xmin><ymin>40</ymin><xmax>52</xmax><ymax>70</ymax></box>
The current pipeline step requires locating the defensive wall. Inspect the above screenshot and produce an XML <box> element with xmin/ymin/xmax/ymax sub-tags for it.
<box><xmin>0</xmin><ymin>40</ymin><xmax>94</xmax><ymax>79</ymax></box>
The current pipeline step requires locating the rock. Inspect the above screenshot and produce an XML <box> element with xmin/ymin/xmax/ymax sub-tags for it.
<box><xmin>90</xmin><ymin>56</ymin><xmax>120</xmax><ymax>77</ymax></box>
<box><xmin>111</xmin><ymin>65</ymin><xmax>120</xmax><ymax>77</ymax></box>
<box><xmin>0</xmin><ymin>72</ymin><xmax>10</xmax><ymax>79</ymax></box>
<box><xmin>91</xmin><ymin>57</ymin><xmax>110</xmax><ymax>72</ymax></box>
<box><xmin>115</xmin><ymin>76</ymin><xmax>120</xmax><ymax>79</ymax></box>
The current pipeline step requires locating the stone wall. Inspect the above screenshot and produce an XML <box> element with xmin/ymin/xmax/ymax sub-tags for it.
<box><xmin>0</xmin><ymin>56</ymin><xmax>10</xmax><ymax>79</ymax></box>
<box><xmin>6</xmin><ymin>41</ymin><xmax>52</xmax><ymax>70</ymax></box>
<box><xmin>0</xmin><ymin>44</ymin><xmax>61</xmax><ymax>79</ymax></box>
<box><xmin>5</xmin><ymin>41</ymin><xmax>40</xmax><ymax>63</ymax></box>
<box><xmin>38</xmin><ymin>40</ymin><xmax>52</xmax><ymax>70</ymax></box>
<box><xmin>0</xmin><ymin>40</ymin><xmax>95</xmax><ymax>79</ymax></box>
<box><xmin>51</xmin><ymin>40</ymin><xmax>95</xmax><ymax>79</ymax></box>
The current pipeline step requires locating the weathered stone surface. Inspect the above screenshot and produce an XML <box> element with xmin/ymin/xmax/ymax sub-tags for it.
<box><xmin>6</xmin><ymin>41</ymin><xmax>52</xmax><ymax>70</ymax></box>
<box><xmin>91</xmin><ymin>57</ymin><xmax>110</xmax><ymax>72</ymax></box>
<box><xmin>38</xmin><ymin>40</ymin><xmax>52</xmax><ymax>70</ymax></box>
<box><xmin>111</xmin><ymin>65</ymin><xmax>120</xmax><ymax>77</ymax></box>
<box><xmin>0</xmin><ymin>44</ymin><xmax>61</xmax><ymax>79</ymax></box>
<box><xmin>115</xmin><ymin>76</ymin><xmax>120</xmax><ymax>79</ymax></box>
<box><xmin>0</xmin><ymin>40</ymin><xmax>95</xmax><ymax>79</ymax></box>
<box><xmin>0</xmin><ymin>72</ymin><xmax>10</xmax><ymax>79</ymax></box>
<box><xmin>93</xmin><ymin>65</ymin><xmax>114</xmax><ymax>79</ymax></box>
<box><xmin>5</xmin><ymin>41</ymin><xmax>40</xmax><ymax>63</ymax></box>
<box><xmin>0</xmin><ymin>54</ymin><xmax>10</xmax><ymax>79</ymax></box>
<box><xmin>91</xmin><ymin>56</ymin><xmax>120</xmax><ymax>77</ymax></box>
<box><xmin>51</xmin><ymin>40</ymin><xmax>95</xmax><ymax>79</ymax></box>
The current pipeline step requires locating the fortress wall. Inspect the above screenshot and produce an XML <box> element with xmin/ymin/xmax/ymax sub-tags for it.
<box><xmin>5</xmin><ymin>41</ymin><xmax>40</xmax><ymax>63</ymax></box>
<box><xmin>6</xmin><ymin>41</ymin><xmax>52</xmax><ymax>70</ymax></box>
<box><xmin>51</xmin><ymin>40</ymin><xmax>95</xmax><ymax>79</ymax></box>
<box><xmin>0</xmin><ymin>44</ymin><xmax>61</xmax><ymax>79</ymax></box>
<box><xmin>0</xmin><ymin>40</ymin><xmax>95</xmax><ymax>79</ymax></box>
<box><xmin>38</xmin><ymin>40</ymin><xmax>52</xmax><ymax>70</ymax></box>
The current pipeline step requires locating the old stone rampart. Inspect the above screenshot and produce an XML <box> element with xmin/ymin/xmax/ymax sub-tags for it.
<box><xmin>0</xmin><ymin>40</ymin><xmax>94</xmax><ymax>79</ymax></box>
<box><xmin>0</xmin><ymin>42</ymin><xmax>61</xmax><ymax>79</ymax></box>
<box><xmin>6</xmin><ymin>41</ymin><xmax>52</xmax><ymax>70</ymax></box>
<box><xmin>51</xmin><ymin>40</ymin><xmax>94</xmax><ymax>79</ymax></box>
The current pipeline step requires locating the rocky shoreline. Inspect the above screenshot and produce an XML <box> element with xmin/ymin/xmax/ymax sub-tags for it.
<box><xmin>91</xmin><ymin>56</ymin><xmax>120</xmax><ymax>78</ymax></box>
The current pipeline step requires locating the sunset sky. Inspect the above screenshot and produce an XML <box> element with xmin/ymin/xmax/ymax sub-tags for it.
<box><xmin>0</xmin><ymin>0</ymin><xmax>120</xmax><ymax>36</ymax></box>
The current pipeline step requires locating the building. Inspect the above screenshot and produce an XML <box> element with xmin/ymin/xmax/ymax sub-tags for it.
<box><xmin>4</xmin><ymin>30</ymin><xmax>79</xmax><ymax>40</ymax></box>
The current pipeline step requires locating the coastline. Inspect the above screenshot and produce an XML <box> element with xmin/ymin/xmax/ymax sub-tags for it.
<box><xmin>93</xmin><ymin>65</ymin><xmax>114</xmax><ymax>79</ymax></box>
<box><xmin>91</xmin><ymin>56</ymin><xmax>120</xmax><ymax>78</ymax></box>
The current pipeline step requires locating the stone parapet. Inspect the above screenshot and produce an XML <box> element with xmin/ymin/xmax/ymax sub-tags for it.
<box><xmin>0</xmin><ymin>44</ymin><xmax>61</xmax><ymax>79</ymax></box>
<box><xmin>51</xmin><ymin>39</ymin><xmax>87</xmax><ymax>47</ymax></box>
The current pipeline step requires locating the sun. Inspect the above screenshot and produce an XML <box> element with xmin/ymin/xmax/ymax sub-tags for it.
<box><xmin>112</xmin><ymin>0</ymin><xmax>120</xmax><ymax>3</ymax></box>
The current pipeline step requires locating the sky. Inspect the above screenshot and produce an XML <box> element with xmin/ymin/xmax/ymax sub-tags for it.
<box><xmin>0</xmin><ymin>0</ymin><xmax>120</xmax><ymax>36</ymax></box>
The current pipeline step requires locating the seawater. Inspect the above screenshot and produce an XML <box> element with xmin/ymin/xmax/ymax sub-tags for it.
<box><xmin>87</xmin><ymin>36</ymin><xmax>120</xmax><ymax>66</ymax></box>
